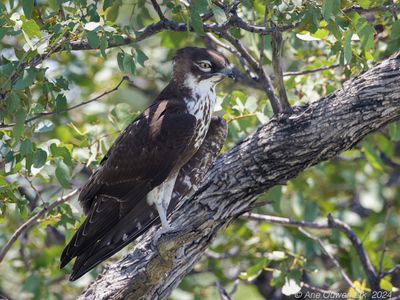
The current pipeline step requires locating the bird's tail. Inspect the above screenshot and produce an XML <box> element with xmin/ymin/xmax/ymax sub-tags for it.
<box><xmin>60</xmin><ymin>194</ymin><xmax>159</xmax><ymax>281</ymax></box>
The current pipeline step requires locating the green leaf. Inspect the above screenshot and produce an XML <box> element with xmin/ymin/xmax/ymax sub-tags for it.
<box><xmin>122</xmin><ymin>53</ymin><xmax>136</xmax><ymax>75</ymax></box>
<box><xmin>22</xmin><ymin>0</ymin><xmax>34</xmax><ymax>18</ymax></box>
<box><xmin>135</xmin><ymin>48</ymin><xmax>148</xmax><ymax>67</ymax></box>
<box><xmin>55</xmin><ymin>77</ymin><xmax>69</xmax><ymax>90</ymax></box>
<box><xmin>304</xmin><ymin>202</ymin><xmax>319</xmax><ymax>221</ymax></box>
<box><xmin>14</xmin><ymin>68</ymin><xmax>36</xmax><ymax>90</ymax></box>
<box><xmin>106</xmin><ymin>1</ymin><xmax>121</xmax><ymax>22</ymax></box>
<box><xmin>103</xmin><ymin>0</ymin><xmax>113</xmax><ymax>10</ymax></box>
<box><xmin>327</xmin><ymin>20</ymin><xmax>342</xmax><ymax>40</ymax></box>
<box><xmin>389</xmin><ymin>122</ymin><xmax>400</xmax><ymax>141</ymax></box>
<box><xmin>391</xmin><ymin>20</ymin><xmax>400</xmax><ymax>40</ymax></box>
<box><xmin>84</xmin><ymin>22</ymin><xmax>101</xmax><ymax>31</ymax></box>
<box><xmin>33</xmin><ymin>149</ymin><xmax>47</xmax><ymax>168</ymax></box>
<box><xmin>21</xmin><ymin>19</ymin><xmax>42</xmax><ymax>39</ymax></box>
<box><xmin>380</xmin><ymin>277</ymin><xmax>393</xmax><ymax>291</ymax></box>
<box><xmin>13</xmin><ymin>109</ymin><xmax>26</xmax><ymax>140</ymax></box>
<box><xmin>100</xmin><ymin>33</ymin><xmax>108</xmax><ymax>59</ymax></box>
<box><xmin>34</xmin><ymin>120</ymin><xmax>54</xmax><ymax>133</ymax></box>
<box><xmin>344</xmin><ymin>30</ymin><xmax>353</xmax><ymax>64</ymax></box>
<box><xmin>356</xmin><ymin>0</ymin><xmax>371</xmax><ymax>9</ymax></box>
<box><xmin>362</xmin><ymin>141</ymin><xmax>384</xmax><ymax>172</ymax></box>
<box><xmin>211</xmin><ymin>5</ymin><xmax>227</xmax><ymax>24</ymax></box>
<box><xmin>47</xmin><ymin>0</ymin><xmax>59</xmax><ymax>11</ymax></box>
<box><xmin>50</xmin><ymin>144</ymin><xmax>72</xmax><ymax>166</ymax></box>
<box><xmin>239</xmin><ymin>258</ymin><xmax>267</xmax><ymax>281</ymax></box>
<box><xmin>5</xmin><ymin>92</ymin><xmax>20</xmax><ymax>115</ymax></box>
<box><xmin>189</xmin><ymin>0</ymin><xmax>208</xmax><ymax>34</ymax></box>
<box><xmin>55</xmin><ymin>94</ymin><xmax>67</xmax><ymax>112</ymax></box>
<box><xmin>281</xmin><ymin>271</ymin><xmax>302</xmax><ymax>296</ymax></box>
<box><xmin>117</xmin><ymin>52</ymin><xmax>125</xmax><ymax>72</ymax></box>
<box><xmin>86</xmin><ymin>30</ymin><xmax>100</xmax><ymax>48</ymax></box>
<box><xmin>245</xmin><ymin>96</ymin><xmax>257</xmax><ymax>113</ymax></box>
<box><xmin>322</xmin><ymin>0</ymin><xmax>340</xmax><ymax>21</ymax></box>
<box><xmin>357</xmin><ymin>19</ymin><xmax>374</xmax><ymax>51</ymax></box>
<box><xmin>55</xmin><ymin>159</ymin><xmax>70</xmax><ymax>188</ymax></box>
<box><xmin>20</xmin><ymin>139</ymin><xmax>33</xmax><ymax>156</ymax></box>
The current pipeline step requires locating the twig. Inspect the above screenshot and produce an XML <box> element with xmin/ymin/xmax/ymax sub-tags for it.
<box><xmin>23</xmin><ymin>175</ymin><xmax>46</xmax><ymax>207</ymax></box>
<box><xmin>206</xmin><ymin>247</ymin><xmax>240</xmax><ymax>259</ymax></box>
<box><xmin>215</xmin><ymin>279</ymin><xmax>239</xmax><ymax>300</ymax></box>
<box><xmin>0</xmin><ymin>188</ymin><xmax>80</xmax><ymax>264</ymax></box>
<box><xmin>283</xmin><ymin>64</ymin><xmax>340</xmax><ymax>77</ymax></box>
<box><xmin>206</xmin><ymin>33</ymin><xmax>256</xmax><ymax>81</ymax></box>
<box><xmin>271</xmin><ymin>27</ymin><xmax>291</xmax><ymax>113</ymax></box>
<box><xmin>258</xmin><ymin>4</ymin><xmax>268</xmax><ymax>72</ymax></box>
<box><xmin>228</xmin><ymin>113</ymin><xmax>257</xmax><ymax>123</ymax></box>
<box><xmin>244</xmin><ymin>213</ymin><xmax>380</xmax><ymax>293</ymax></box>
<box><xmin>248</xmin><ymin>199</ymin><xmax>273</xmax><ymax>209</ymax></box>
<box><xmin>218</xmin><ymin>31</ymin><xmax>281</xmax><ymax>115</ymax></box>
<box><xmin>244</xmin><ymin>212</ymin><xmax>330</xmax><ymax>229</ymax></box>
<box><xmin>298</xmin><ymin>227</ymin><xmax>363</xmax><ymax>295</ymax></box>
<box><xmin>378</xmin><ymin>209</ymin><xmax>392</xmax><ymax>277</ymax></box>
<box><xmin>0</xmin><ymin>3</ymin><xmax>396</xmax><ymax>93</ymax></box>
<box><xmin>343</xmin><ymin>4</ymin><xmax>399</xmax><ymax>14</ymax></box>
<box><xmin>203</xmin><ymin>34</ymin><xmax>264</xmax><ymax>90</ymax></box>
<box><xmin>382</xmin><ymin>264</ymin><xmax>400</xmax><ymax>277</ymax></box>
<box><xmin>389</xmin><ymin>0</ymin><xmax>398</xmax><ymax>21</ymax></box>
<box><xmin>0</xmin><ymin>77</ymin><xmax>130</xmax><ymax>129</ymax></box>
<box><xmin>150</xmin><ymin>0</ymin><xmax>166</xmax><ymax>21</ymax></box>
<box><xmin>229</xmin><ymin>15</ymin><xmax>299</xmax><ymax>34</ymax></box>
<box><xmin>327</xmin><ymin>214</ymin><xmax>378</xmax><ymax>292</ymax></box>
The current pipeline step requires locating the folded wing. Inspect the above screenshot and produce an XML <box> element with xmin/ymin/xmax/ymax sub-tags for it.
<box><xmin>60</xmin><ymin>100</ymin><xmax>197</xmax><ymax>280</ymax></box>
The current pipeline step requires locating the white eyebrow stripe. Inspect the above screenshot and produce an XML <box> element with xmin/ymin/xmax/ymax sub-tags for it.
<box><xmin>197</xmin><ymin>60</ymin><xmax>211</xmax><ymax>64</ymax></box>
<box><xmin>194</xmin><ymin>60</ymin><xmax>212</xmax><ymax>72</ymax></box>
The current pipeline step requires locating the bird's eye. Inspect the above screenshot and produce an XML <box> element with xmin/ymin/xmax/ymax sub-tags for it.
<box><xmin>199</xmin><ymin>62</ymin><xmax>211</xmax><ymax>69</ymax></box>
<box><xmin>196</xmin><ymin>61</ymin><xmax>212</xmax><ymax>72</ymax></box>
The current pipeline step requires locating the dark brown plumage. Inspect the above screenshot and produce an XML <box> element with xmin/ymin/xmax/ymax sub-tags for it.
<box><xmin>60</xmin><ymin>47</ymin><xmax>233</xmax><ymax>280</ymax></box>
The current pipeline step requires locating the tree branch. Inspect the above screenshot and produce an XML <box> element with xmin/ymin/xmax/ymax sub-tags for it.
<box><xmin>0</xmin><ymin>188</ymin><xmax>79</xmax><ymax>264</ymax></box>
<box><xmin>271</xmin><ymin>28</ymin><xmax>292</xmax><ymax>113</ymax></box>
<box><xmin>327</xmin><ymin>214</ymin><xmax>378</xmax><ymax>291</ymax></box>
<box><xmin>283</xmin><ymin>64</ymin><xmax>340</xmax><ymax>77</ymax></box>
<box><xmin>80</xmin><ymin>53</ymin><xmax>400</xmax><ymax>299</ymax></box>
<box><xmin>0</xmin><ymin>77</ymin><xmax>130</xmax><ymax>129</ymax></box>
<box><xmin>297</xmin><ymin>227</ymin><xmax>363</xmax><ymax>294</ymax></box>
<box><xmin>218</xmin><ymin>31</ymin><xmax>281</xmax><ymax>114</ymax></box>
<box><xmin>150</xmin><ymin>0</ymin><xmax>166</xmax><ymax>21</ymax></box>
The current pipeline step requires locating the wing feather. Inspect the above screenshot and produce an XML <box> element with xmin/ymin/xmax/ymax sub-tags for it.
<box><xmin>60</xmin><ymin>100</ymin><xmax>197</xmax><ymax>279</ymax></box>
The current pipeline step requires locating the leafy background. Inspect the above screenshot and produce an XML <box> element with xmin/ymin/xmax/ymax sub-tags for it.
<box><xmin>0</xmin><ymin>0</ymin><xmax>399</xmax><ymax>299</ymax></box>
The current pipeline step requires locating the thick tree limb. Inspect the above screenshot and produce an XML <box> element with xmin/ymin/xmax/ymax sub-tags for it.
<box><xmin>79</xmin><ymin>53</ymin><xmax>400</xmax><ymax>299</ymax></box>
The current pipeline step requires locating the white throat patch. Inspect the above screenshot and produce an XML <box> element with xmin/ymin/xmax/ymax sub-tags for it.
<box><xmin>183</xmin><ymin>73</ymin><xmax>219</xmax><ymax>148</ymax></box>
<box><xmin>183</xmin><ymin>73</ymin><xmax>218</xmax><ymax>119</ymax></box>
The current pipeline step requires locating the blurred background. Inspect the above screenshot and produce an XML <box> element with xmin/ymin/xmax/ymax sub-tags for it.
<box><xmin>0</xmin><ymin>0</ymin><xmax>399</xmax><ymax>299</ymax></box>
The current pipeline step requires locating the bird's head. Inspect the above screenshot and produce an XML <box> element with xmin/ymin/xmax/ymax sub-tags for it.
<box><xmin>173</xmin><ymin>47</ymin><xmax>235</xmax><ymax>90</ymax></box>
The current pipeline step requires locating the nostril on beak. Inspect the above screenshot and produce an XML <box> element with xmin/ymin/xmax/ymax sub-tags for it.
<box><xmin>220</xmin><ymin>66</ymin><xmax>236</xmax><ymax>80</ymax></box>
<box><xmin>227</xmin><ymin>70</ymin><xmax>236</xmax><ymax>80</ymax></box>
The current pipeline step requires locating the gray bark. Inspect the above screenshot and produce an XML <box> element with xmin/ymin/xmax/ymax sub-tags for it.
<box><xmin>79</xmin><ymin>53</ymin><xmax>400</xmax><ymax>299</ymax></box>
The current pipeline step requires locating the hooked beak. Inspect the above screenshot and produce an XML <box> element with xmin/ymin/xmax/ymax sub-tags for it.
<box><xmin>217</xmin><ymin>67</ymin><xmax>236</xmax><ymax>80</ymax></box>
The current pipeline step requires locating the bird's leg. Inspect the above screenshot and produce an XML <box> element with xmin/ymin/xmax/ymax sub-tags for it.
<box><xmin>157</xmin><ymin>173</ymin><xmax>178</xmax><ymax>233</ymax></box>
<box><xmin>156</xmin><ymin>201</ymin><xmax>172</xmax><ymax>231</ymax></box>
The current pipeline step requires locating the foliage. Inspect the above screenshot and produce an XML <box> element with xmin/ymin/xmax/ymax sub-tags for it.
<box><xmin>0</xmin><ymin>0</ymin><xmax>399</xmax><ymax>299</ymax></box>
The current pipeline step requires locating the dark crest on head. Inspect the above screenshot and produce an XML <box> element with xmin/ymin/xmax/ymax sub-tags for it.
<box><xmin>173</xmin><ymin>47</ymin><xmax>231</xmax><ymax>82</ymax></box>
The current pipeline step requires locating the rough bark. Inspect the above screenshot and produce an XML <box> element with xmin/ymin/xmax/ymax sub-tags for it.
<box><xmin>79</xmin><ymin>53</ymin><xmax>400</xmax><ymax>299</ymax></box>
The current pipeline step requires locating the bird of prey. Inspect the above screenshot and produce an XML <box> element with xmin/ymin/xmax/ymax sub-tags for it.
<box><xmin>60</xmin><ymin>47</ymin><xmax>234</xmax><ymax>280</ymax></box>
